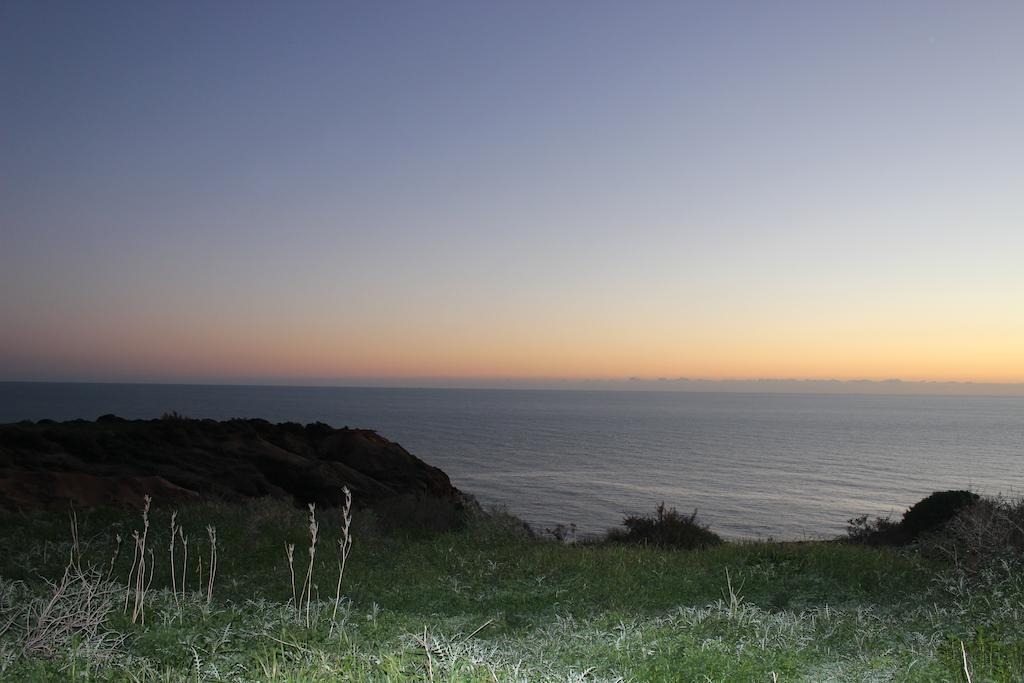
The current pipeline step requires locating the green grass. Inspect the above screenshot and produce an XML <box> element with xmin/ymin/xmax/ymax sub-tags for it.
<box><xmin>1</xmin><ymin>499</ymin><xmax>1022</xmax><ymax>681</ymax></box>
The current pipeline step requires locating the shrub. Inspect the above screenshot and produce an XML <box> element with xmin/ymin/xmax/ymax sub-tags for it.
<box><xmin>901</xmin><ymin>490</ymin><xmax>979</xmax><ymax>539</ymax></box>
<box><xmin>608</xmin><ymin>503</ymin><xmax>722</xmax><ymax>549</ymax></box>
<box><xmin>918</xmin><ymin>495</ymin><xmax>1024</xmax><ymax>569</ymax></box>
<box><xmin>845</xmin><ymin>490</ymin><xmax>981</xmax><ymax>546</ymax></box>
<box><xmin>845</xmin><ymin>514</ymin><xmax>906</xmax><ymax>546</ymax></box>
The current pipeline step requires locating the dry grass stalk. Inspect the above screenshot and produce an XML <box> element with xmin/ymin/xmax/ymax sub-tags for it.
<box><xmin>105</xmin><ymin>533</ymin><xmax>122</xmax><ymax>582</ymax></box>
<box><xmin>205</xmin><ymin>525</ymin><xmax>218</xmax><ymax>605</ymax></box>
<box><xmin>300</xmin><ymin>503</ymin><xmax>319</xmax><ymax>627</ymax></box>
<box><xmin>330</xmin><ymin>487</ymin><xmax>353</xmax><ymax>636</ymax></box>
<box><xmin>725</xmin><ymin>568</ymin><xmax>744</xmax><ymax>618</ymax></box>
<box><xmin>69</xmin><ymin>507</ymin><xmax>81</xmax><ymax>567</ymax></box>
<box><xmin>169</xmin><ymin>511</ymin><xmax>179</xmax><ymax>608</ymax></box>
<box><xmin>285</xmin><ymin>543</ymin><xmax>297</xmax><ymax>616</ymax></box>
<box><xmin>130</xmin><ymin>495</ymin><xmax>152</xmax><ymax>624</ymax></box>
<box><xmin>416</xmin><ymin>626</ymin><xmax>434</xmax><ymax>681</ymax></box>
<box><xmin>145</xmin><ymin>548</ymin><xmax>155</xmax><ymax>593</ymax></box>
<box><xmin>179</xmin><ymin>527</ymin><xmax>189</xmax><ymax>600</ymax></box>
<box><xmin>123</xmin><ymin>530</ymin><xmax>139</xmax><ymax>614</ymax></box>
<box><xmin>961</xmin><ymin>640</ymin><xmax>973</xmax><ymax>682</ymax></box>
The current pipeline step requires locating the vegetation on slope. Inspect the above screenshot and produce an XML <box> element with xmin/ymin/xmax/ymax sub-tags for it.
<box><xmin>2</xmin><ymin>496</ymin><xmax>1023</xmax><ymax>681</ymax></box>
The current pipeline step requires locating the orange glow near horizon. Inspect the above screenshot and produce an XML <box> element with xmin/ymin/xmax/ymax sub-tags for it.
<box><xmin>6</xmin><ymin>299</ymin><xmax>1023</xmax><ymax>385</ymax></box>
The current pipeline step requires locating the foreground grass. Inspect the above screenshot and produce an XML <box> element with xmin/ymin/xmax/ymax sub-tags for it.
<box><xmin>1</xmin><ymin>499</ymin><xmax>1022</xmax><ymax>681</ymax></box>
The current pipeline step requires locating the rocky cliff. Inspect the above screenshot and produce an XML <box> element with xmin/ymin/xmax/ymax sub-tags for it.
<box><xmin>0</xmin><ymin>415</ymin><xmax>466</xmax><ymax>512</ymax></box>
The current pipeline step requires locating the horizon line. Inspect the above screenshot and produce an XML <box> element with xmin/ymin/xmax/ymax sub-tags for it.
<box><xmin>4</xmin><ymin>376</ymin><xmax>1024</xmax><ymax>397</ymax></box>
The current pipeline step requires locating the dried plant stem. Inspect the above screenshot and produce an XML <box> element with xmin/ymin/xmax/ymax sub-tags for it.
<box><xmin>21</xmin><ymin>535</ymin><xmax>124</xmax><ymax>659</ymax></box>
<box><xmin>106</xmin><ymin>533</ymin><xmax>122</xmax><ymax>581</ymax></box>
<box><xmin>145</xmin><ymin>548</ymin><xmax>155</xmax><ymax>593</ymax></box>
<box><xmin>417</xmin><ymin>627</ymin><xmax>434</xmax><ymax>681</ymax></box>
<box><xmin>169</xmin><ymin>511</ymin><xmax>179</xmax><ymax>608</ymax></box>
<box><xmin>69</xmin><ymin>507</ymin><xmax>81</xmax><ymax>568</ymax></box>
<box><xmin>330</xmin><ymin>487</ymin><xmax>353</xmax><ymax>636</ymax></box>
<box><xmin>300</xmin><ymin>504</ymin><xmax>319</xmax><ymax>628</ymax></box>
<box><xmin>179</xmin><ymin>528</ymin><xmax>189</xmax><ymax>600</ymax></box>
<box><xmin>131</xmin><ymin>495</ymin><xmax>152</xmax><ymax>624</ymax></box>
<box><xmin>285</xmin><ymin>543</ymin><xmax>297</xmax><ymax>616</ymax></box>
<box><xmin>206</xmin><ymin>525</ymin><xmax>218</xmax><ymax>604</ymax></box>
<box><xmin>124</xmin><ymin>531</ymin><xmax>139</xmax><ymax>613</ymax></box>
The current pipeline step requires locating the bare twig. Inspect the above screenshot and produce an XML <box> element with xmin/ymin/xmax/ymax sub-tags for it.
<box><xmin>464</xmin><ymin>618</ymin><xmax>494</xmax><ymax>641</ymax></box>
<box><xmin>19</xmin><ymin>509</ymin><xmax>125</xmax><ymax>660</ymax></box>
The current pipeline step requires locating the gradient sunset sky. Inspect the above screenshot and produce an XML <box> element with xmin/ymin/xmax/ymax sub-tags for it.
<box><xmin>2</xmin><ymin>2</ymin><xmax>1022</xmax><ymax>386</ymax></box>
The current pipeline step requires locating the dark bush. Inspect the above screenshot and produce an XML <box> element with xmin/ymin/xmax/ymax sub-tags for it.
<box><xmin>901</xmin><ymin>490</ymin><xmax>979</xmax><ymax>539</ymax></box>
<box><xmin>608</xmin><ymin>503</ymin><xmax>722</xmax><ymax>549</ymax></box>
<box><xmin>845</xmin><ymin>490</ymin><xmax>982</xmax><ymax>546</ymax></box>
<box><xmin>918</xmin><ymin>495</ymin><xmax>1024</xmax><ymax>569</ymax></box>
<box><xmin>304</xmin><ymin>422</ymin><xmax>335</xmax><ymax>437</ymax></box>
<box><xmin>845</xmin><ymin>514</ymin><xmax>907</xmax><ymax>546</ymax></box>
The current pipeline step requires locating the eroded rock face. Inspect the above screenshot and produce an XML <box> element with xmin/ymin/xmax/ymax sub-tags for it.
<box><xmin>0</xmin><ymin>416</ymin><xmax>465</xmax><ymax>512</ymax></box>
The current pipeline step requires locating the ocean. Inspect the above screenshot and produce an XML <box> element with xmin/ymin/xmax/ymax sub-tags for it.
<box><xmin>2</xmin><ymin>382</ymin><xmax>1022</xmax><ymax>540</ymax></box>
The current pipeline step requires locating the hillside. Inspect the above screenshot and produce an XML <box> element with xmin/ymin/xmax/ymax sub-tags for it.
<box><xmin>0</xmin><ymin>416</ymin><xmax>465</xmax><ymax>512</ymax></box>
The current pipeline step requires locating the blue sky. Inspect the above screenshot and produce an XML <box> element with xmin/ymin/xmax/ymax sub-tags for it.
<box><xmin>2</xmin><ymin>2</ymin><xmax>1022</xmax><ymax>385</ymax></box>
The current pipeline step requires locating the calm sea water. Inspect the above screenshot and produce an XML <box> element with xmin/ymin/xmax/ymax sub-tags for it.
<box><xmin>2</xmin><ymin>382</ymin><xmax>1022</xmax><ymax>540</ymax></box>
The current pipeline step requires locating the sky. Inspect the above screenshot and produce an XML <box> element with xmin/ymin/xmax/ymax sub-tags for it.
<box><xmin>2</xmin><ymin>1</ymin><xmax>1023</xmax><ymax>388</ymax></box>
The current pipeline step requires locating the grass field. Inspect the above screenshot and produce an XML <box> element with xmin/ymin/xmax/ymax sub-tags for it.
<box><xmin>1</xmin><ymin>498</ymin><xmax>1022</xmax><ymax>681</ymax></box>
